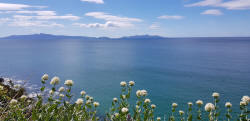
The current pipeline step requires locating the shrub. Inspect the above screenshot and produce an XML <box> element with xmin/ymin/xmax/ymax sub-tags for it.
<box><xmin>0</xmin><ymin>74</ymin><xmax>249</xmax><ymax>121</ymax></box>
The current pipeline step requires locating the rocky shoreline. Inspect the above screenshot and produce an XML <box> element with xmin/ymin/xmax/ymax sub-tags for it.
<box><xmin>0</xmin><ymin>77</ymin><xmax>32</xmax><ymax>107</ymax></box>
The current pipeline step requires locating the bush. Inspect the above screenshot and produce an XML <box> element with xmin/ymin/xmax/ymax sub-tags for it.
<box><xmin>0</xmin><ymin>74</ymin><xmax>249</xmax><ymax>121</ymax></box>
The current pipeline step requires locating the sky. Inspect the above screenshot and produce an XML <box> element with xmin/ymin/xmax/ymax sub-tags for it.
<box><xmin>0</xmin><ymin>0</ymin><xmax>250</xmax><ymax>37</ymax></box>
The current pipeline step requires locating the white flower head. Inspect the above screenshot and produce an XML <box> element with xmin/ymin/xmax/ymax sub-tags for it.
<box><xmin>240</xmin><ymin>101</ymin><xmax>247</xmax><ymax>106</ymax></box>
<box><xmin>49</xmin><ymin>90</ymin><xmax>54</xmax><ymax>95</ymax></box>
<box><xmin>20</xmin><ymin>95</ymin><xmax>27</xmax><ymax>100</ymax></box>
<box><xmin>212</xmin><ymin>92</ymin><xmax>220</xmax><ymax>98</ymax></box>
<box><xmin>140</xmin><ymin>90</ymin><xmax>147</xmax><ymax>96</ymax></box>
<box><xmin>64</xmin><ymin>80</ymin><xmax>73</xmax><ymax>86</ymax></box>
<box><xmin>75</xmin><ymin>98</ymin><xmax>84</xmax><ymax>105</ymax></box>
<box><xmin>136</xmin><ymin>105</ymin><xmax>140</xmax><ymax>109</ymax></box>
<box><xmin>50</xmin><ymin>76</ymin><xmax>60</xmax><ymax>85</ymax></box>
<box><xmin>0</xmin><ymin>85</ymin><xmax>4</xmax><ymax>90</ymax></box>
<box><xmin>121</xmin><ymin>107</ymin><xmax>129</xmax><ymax>113</ymax></box>
<box><xmin>85</xmin><ymin>95</ymin><xmax>90</xmax><ymax>100</ymax></box>
<box><xmin>172</xmin><ymin>103</ymin><xmax>178</xmax><ymax>108</ymax></box>
<box><xmin>86</xmin><ymin>100</ymin><xmax>91</xmax><ymax>104</ymax></box>
<box><xmin>179</xmin><ymin>110</ymin><xmax>184</xmax><ymax>115</ymax></box>
<box><xmin>129</xmin><ymin>81</ymin><xmax>135</xmax><ymax>86</ymax></box>
<box><xmin>205</xmin><ymin>103</ymin><xmax>215</xmax><ymax>112</ymax></box>
<box><xmin>196</xmin><ymin>100</ymin><xmax>203</xmax><ymax>106</ymax></box>
<box><xmin>188</xmin><ymin>102</ymin><xmax>193</xmax><ymax>106</ymax></box>
<box><xmin>122</xmin><ymin>95</ymin><xmax>126</xmax><ymax>99</ymax></box>
<box><xmin>157</xmin><ymin>117</ymin><xmax>161</xmax><ymax>121</ymax></box>
<box><xmin>58</xmin><ymin>87</ymin><xmax>65</xmax><ymax>92</ymax></box>
<box><xmin>59</xmin><ymin>94</ymin><xmax>64</xmax><ymax>98</ymax></box>
<box><xmin>80</xmin><ymin>90</ymin><xmax>86</xmax><ymax>96</ymax></box>
<box><xmin>225</xmin><ymin>102</ymin><xmax>232</xmax><ymax>108</ymax></box>
<box><xmin>241</xmin><ymin>96</ymin><xmax>250</xmax><ymax>103</ymax></box>
<box><xmin>113</xmin><ymin>97</ymin><xmax>118</xmax><ymax>102</ymax></box>
<box><xmin>10</xmin><ymin>99</ymin><xmax>18</xmax><ymax>105</ymax></box>
<box><xmin>93</xmin><ymin>102</ymin><xmax>100</xmax><ymax>107</ymax></box>
<box><xmin>144</xmin><ymin>98</ymin><xmax>151</xmax><ymax>103</ymax></box>
<box><xmin>114</xmin><ymin>113</ymin><xmax>119</xmax><ymax>118</ymax></box>
<box><xmin>136</xmin><ymin>90</ymin><xmax>142</xmax><ymax>97</ymax></box>
<box><xmin>14</xmin><ymin>84</ymin><xmax>21</xmax><ymax>89</ymax></box>
<box><xmin>120</xmin><ymin>81</ymin><xmax>127</xmax><ymax>87</ymax></box>
<box><xmin>151</xmin><ymin>104</ymin><xmax>156</xmax><ymax>109</ymax></box>
<box><xmin>41</xmin><ymin>74</ymin><xmax>49</xmax><ymax>81</ymax></box>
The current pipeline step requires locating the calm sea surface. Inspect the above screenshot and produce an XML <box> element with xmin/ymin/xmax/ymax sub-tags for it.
<box><xmin>0</xmin><ymin>38</ymin><xmax>249</xmax><ymax>117</ymax></box>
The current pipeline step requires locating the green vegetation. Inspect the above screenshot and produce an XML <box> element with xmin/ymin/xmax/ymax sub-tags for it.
<box><xmin>0</xmin><ymin>74</ymin><xmax>249</xmax><ymax>121</ymax></box>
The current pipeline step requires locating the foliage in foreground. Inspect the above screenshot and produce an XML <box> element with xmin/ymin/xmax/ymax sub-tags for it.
<box><xmin>0</xmin><ymin>74</ymin><xmax>249</xmax><ymax>121</ymax></box>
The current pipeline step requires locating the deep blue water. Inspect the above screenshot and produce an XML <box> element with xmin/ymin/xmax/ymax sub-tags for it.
<box><xmin>0</xmin><ymin>38</ymin><xmax>249</xmax><ymax>118</ymax></box>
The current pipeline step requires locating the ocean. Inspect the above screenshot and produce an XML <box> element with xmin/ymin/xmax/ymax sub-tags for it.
<box><xmin>0</xmin><ymin>37</ymin><xmax>249</xmax><ymax>117</ymax></box>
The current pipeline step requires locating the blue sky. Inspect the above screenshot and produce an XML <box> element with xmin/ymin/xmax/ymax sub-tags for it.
<box><xmin>0</xmin><ymin>0</ymin><xmax>250</xmax><ymax>37</ymax></box>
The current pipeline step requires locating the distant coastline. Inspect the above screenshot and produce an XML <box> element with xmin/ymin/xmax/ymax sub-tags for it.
<box><xmin>1</xmin><ymin>33</ymin><xmax>250</xmax><ymax>41</ymax></box>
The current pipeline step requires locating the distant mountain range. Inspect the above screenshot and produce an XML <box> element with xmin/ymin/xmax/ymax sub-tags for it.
<box><xmin>0</xmin><ymin>33</ymin><xmax>168</xmax><ymax>40</ymax></box>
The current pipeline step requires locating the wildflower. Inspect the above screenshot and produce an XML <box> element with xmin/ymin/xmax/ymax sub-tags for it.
<box><xmin>113</xmin><ymin>97</ymin><xmax>118</xmax><ymax>102</ymax></box>
<box><xmin>212</xmin><ymin>92</ymin><xmax>220</xmax><ymax>98</ymax></box>
<box><xmin>50</xmin><ymin>76</ymin><xmax>60</xmax><ymax>85</ymax></box>
<box><xmin>188</xmin><ymin>102</ymin><xmax>193</xmax><ymax>106</ymax></box>
<box><xmin>136</xmin><ymin>90</ymin><xmax>142</xmax><ymax>97</ymax></box>
<box><xmin>41</xmin><ymin>74</ymin><xmax>49</xmax><ymax>81</ymax></box>
<box><xmin>14</xmin><ymin>84</ymin><xmax>21</xmax><ymax>89</ymax></box>
<box><xmin>205</xmin><ymin>103</ymin><xmax>215</xmax><ymax>112</ymax></box>
<box><xmin>80</xmin><ymin>90</ymin><xmax>86</xmax><ymax>96</ymax></box>
<box><xmin>141</xmin><ymin>90</ymin><xmax>147</xmax><ymax>96</ymax></box>
<box><xmin>20</xmin><ymin>95</ymin><xmax>27</xmax><ymax>100</ymax></box>
<box><xmin>85</xmin><ymin>95</ymin><xmax>90</xmax><ymax>100</ymax></box>
<box><xmin>121</xmin><ymin>107</ymin><xmax>128</xmax><ymax>113</ymax></box>
<box><xmin>10</xmin><ymin>99</ymin><xmax>18</xmax><ymax>105</ymax></box>
<box><xmin>64</xmin><ymin>80</ymin><xmax>73</xmax><ymax>86</ymax></box>
<box><xmin>144</xmin><ymin>98</ymin><xmax>151</xmax><ymax>103</ymax></box>
<box><xmin>122</xmin><ymin>95</ymin><xmax>126</xmax><ymax>99</ymax></box>
<box><xmin>157</xmin><ymin>117</ymin><xmax>161</xmax><ymax>121</ymax></box>
<box><xmin>196</xmin><ymin>100</ymin><xmax>203</xmax><ymax>106</ymax></box>
<box><xmin>172</xmin><ymin>103</ymin><xmax>178</xmax><ymax>108</ymax></box>
<box><xmin>179</xmin><ymin>110</ymin><xmax>184</xmax><ymax>115</ymax></box>
<box><xmin>86</xmin><ymin>100</ymin><xmax>91</xmax><ymax>104</ymax></box>
<box><xmin>240</xmin><ymin>101</ymin><xmax>247</xmax><ymax>106</ymax></box>
<box><xmin>129</xmin><ymin>81</ymin><xmax>135</xmax><ymax>86</ymax></box>
<box><xmin>59</xmin><ymin>94</ymin><xmax>64</xmax><ymax>98</ymax></box>
<box><xmin>89</xmin><ymin>97</ymin><xmax>94</xmax><ymax>101</ymax></box>
<box><xmin>93</xmin><ymin>102</ymin><xmax>100</xmax><ymax>107</ymax></box>
<box><xmin>114</xmin><ymin>113</ymin><xmax>119</xmax><ymax>118</ymax></box>
<box><xmin>49</xmin><ymin>90</ymin><xmax>54</xmax><ymax>95</ymax></box>
<box><xmin>58</xmin><ymin>87</ymin><xmax>65</xmax><ymax>92</ymax></box>
<box><xmin>120</xmin><ymin>81</ymin><xmax>127</xmax><ymax>87</ymax></box>
<box><xmin>241</xmin><ymin>96</ymin><xmax>250</xmax><ymax>103</ymax></box>
<box><xmin>225</xmin><ymin>102</ymin><xmax>232</xmax><ymax>108</ymax></box>
<box><xmin>75</xmin><ymin>98</ymin><xmax>83</xmax><ymax>105</ymax></box>
<box><xmin>151</xmin><ymin>104</ymin><xmax>156</xmax><ymax>109</ymax></box>
<box><xmin>0</xmin><ymin>85</ymin><xmax>3</xmax><ymax>90</ymax></box>
<box><xmin>136</xmin><ymin>105</ymin><xmax>140</xmax><ymax>109</ymax></box>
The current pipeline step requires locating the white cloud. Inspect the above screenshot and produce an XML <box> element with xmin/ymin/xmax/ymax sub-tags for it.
<box><xmin>85</xmin><ymin>12</ymin><xmax>142</xmax><ymax>22</ymax></box>
<box><xmin>9</xmin><ymin>20</ymin><xmax>64</xmax><ymax>27</ymax></box>
<box><xmin>0</xmin><ymin>18</ymin><xmax>10</xmax><ymax>24</ymax></box>
<box><xmin>74</xmin><ymin>12</ymin><xmax>142</xmax><ymax>28</ymax></box>
<box><xmin>0</xmin><ymin>3</ymin><xmax>45</xmax><ymax>10</ymax></box>
<box><xmin>158</xmin><ymin>15</ymin><xmax>184</xmax><ymax>20</ymax></box>
<box><xmin>13</xmin><ymin>14</ymin><xmax>80</xmax><ymax>21</ymax></box>
<box><xmin>14</xmin><ymin>11</ymin><xmax>56</xmax><ymax>16</ymax></box>
<box><xmin>185</xmin><ymin>0</ymin><xmax>250</xmax><ymax>10</ymax></box>
<box><xmin>220</xmin><ymin>0</ymin><xmax>250</xmax><ymax>10</ymax></box>
<box><xmin>149</xmin><ymin>23</ymin><xmax>160</xmax><ymax>29</ymax></box>
<box><xmin>73</xmin><ymin>21</ymin><xmax>133</xmax><ymax>28</ymax></box>
<box><xmin>81</xmin><ymin>0</ymin><xmax>104</xmax><ymax>4</ymax></box>
<box><xmin>185</xmin><ymin>0</ymin><xmax>222</xmax><ymax>7</ymax></box>
<box><xmin>201</xmin><ymin>9</ymin><xmax>223</xmax><ymax>15</ymax></box>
